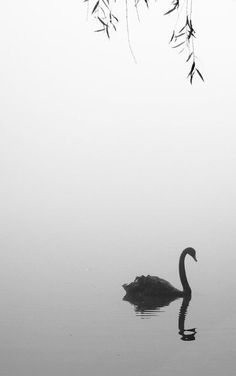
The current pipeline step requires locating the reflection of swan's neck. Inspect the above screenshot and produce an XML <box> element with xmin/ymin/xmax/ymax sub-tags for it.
<box><xmin>179</xmin><ymin>250</ymin><xmax>191</xmax><ymax>295</ymax></box>
<box><xmin>178</xmin><ymin>296</ymin><xmax>196</xmax><ymax>341</ymax></box>
<box><xmin>178</xmin><ymin>296</ymin><xmax>191</xmax><ymax>332</ymax></box>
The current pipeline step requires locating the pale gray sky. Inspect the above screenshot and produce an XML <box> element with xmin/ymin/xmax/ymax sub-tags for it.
<box><xmin>1</xmin><ymin>1</ymin><xmax>236</xmax><ymax>292</ymax></box>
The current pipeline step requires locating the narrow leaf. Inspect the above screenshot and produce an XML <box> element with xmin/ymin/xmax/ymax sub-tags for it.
<box><xmin>172</xmin><ymin>41</ymin><xmax>185</xmax><ymax>49</ymax></box>
<box><xmin>186</xmin><ymin>52</ymin><xmax>193</xmax><ymax>62</ymax></box>
<box><xmin>169</xmin><ymin>31</ymin><xmax>175</xmax><ymax>43</ymax></box>
<box><xmin>164</xmin><ymin>7</ymin><xmax>176</xmax><ymax>15</ymax></box>
<box><xmin>112</xmin><ymin>14</ymin><xmax>119</xmax><ymax>22</ymax></box>
<box><xmin>92</xmin><ymin>1</ymin><xmax>99</xmax><ymax>14</ymax></box>
<box><xmin>105</xmin><ymin>26</ymin><xmax>110</xmax><ymax>38</ymax></box>
<box><xmin>98</xmin><ymin>17</ymin><xmax>107</xmax><ymax>27</ymax></box>
<box><xmin>188</xmin><ymin>61</ymin><xmax>195</xmax><ymax>76</ymax></box>
<box><xmin>196</xmin><ymin>69</ymin><xmax>204</xmax><ymax>81</ymax></box>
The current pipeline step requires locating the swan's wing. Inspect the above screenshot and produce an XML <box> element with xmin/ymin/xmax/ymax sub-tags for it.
<box><xmin>123</xmin><ymin>275</ymin><xmax>181</xmax><ymax>296</ymax></box>
<box><xmin>148</xmin><ymin>276</ymin><xmax>182</xmax><ymax>295</ymax></box>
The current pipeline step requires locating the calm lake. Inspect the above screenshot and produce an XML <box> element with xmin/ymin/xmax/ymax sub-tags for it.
<box><xmin>1</xmin><ymin>245</ymin><xmax>235</xmax><ymax>376</ymax></box>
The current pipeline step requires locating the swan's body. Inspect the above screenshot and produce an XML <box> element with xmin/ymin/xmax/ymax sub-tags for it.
<box><xmin>123</xmin><ymin>247</ymin><xmax>197</xmax><ymax>298</ymax></box>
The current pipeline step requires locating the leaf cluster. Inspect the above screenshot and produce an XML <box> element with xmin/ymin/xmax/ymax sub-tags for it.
<box><xmin>86</xmin><ymin>0</ymin><xmax>118</xmax><ymax>38</ymax></box>
<box><xmin>166</xmin><ymin>1</ymin><xmax>204</xmax><ymax>84</ymax></box>
<box><xmin>85</xmin><ymin>0</ymin><xmax>204</xmax><ymax>84</ymax></box>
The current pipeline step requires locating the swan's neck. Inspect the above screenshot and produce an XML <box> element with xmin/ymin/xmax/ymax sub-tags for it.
<box><xmin>179</xmin><ymin>251</ymin><xmax>191</xmax><ymax>295</ymax></box>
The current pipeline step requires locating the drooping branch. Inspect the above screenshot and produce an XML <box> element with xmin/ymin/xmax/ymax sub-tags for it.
<box><xmin>84</xmin><ymin>0</ymin><xmax>203</xmax><ymax>83</ymax></box>
<box><xmin>167</xmin><ymin>0</ymin><xmax>204</xmax><ymax>83</ymax></box>
<box><xmin>85</xmin><ymin>0</ymin><xmax>118</xmax><ymax>38</ymax></box>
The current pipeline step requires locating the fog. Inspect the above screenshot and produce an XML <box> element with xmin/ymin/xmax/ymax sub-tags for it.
<box><xmin>1</xmin><ymin>2</ymin><xmax>236</xmax><ymax>374</ymax></box>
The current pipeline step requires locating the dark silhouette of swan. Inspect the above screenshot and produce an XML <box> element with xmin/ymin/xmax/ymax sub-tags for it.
<box><xmin>122</xmin><ymin>247</ymin><xmax>197</xmax><ymax>298</ymax></box>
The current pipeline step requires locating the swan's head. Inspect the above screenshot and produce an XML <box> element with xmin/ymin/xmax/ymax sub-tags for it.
<box><xmin>185</xmin><ymin>247</ymin><xmax>197</xmax><ymax>262</ymax></box>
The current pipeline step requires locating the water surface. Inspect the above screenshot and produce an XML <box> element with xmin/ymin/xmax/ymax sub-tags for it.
<box><xmin>1</xmin><ymin>254</ymin><xmax>235</xmax><ymax>376</ymax></box>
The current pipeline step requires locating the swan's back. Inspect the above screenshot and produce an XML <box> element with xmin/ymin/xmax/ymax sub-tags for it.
<box><xmin>123</xmin><ymin>275</ymin><xmax>182</xmax><ymax>297</ymax></box>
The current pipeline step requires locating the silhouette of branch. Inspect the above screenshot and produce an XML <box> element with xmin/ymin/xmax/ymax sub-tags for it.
<box><xmin>84</xmin><ymin>0</ymin><xmax>203</xmax><ymax>83</ymax></box>
<box><xmin>167</xmin><ymin>0</ymin><xmax>204</xmax><ymax>83</ymax></box>
<box><xmin>85</xmin><ymin>0</ymin><xmax>118</xmax><ymax>38</ymax></box>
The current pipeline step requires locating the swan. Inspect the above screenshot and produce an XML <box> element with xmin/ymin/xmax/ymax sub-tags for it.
<box><xmin>122</xmin><ymin>247</ymin><xmax>197</xmax><ymax>298</ymax></box>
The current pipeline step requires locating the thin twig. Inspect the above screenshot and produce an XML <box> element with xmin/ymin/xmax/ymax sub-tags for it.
<box><xmin>125</xmin><ymin>0</ymin><xmax>137</xmax><ymax>63</ymax></box>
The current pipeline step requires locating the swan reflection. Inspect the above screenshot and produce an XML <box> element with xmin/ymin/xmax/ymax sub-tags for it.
<box><xmin>178</xmin><ymin>296</ymin><xmax>197</xmax><ymax>341</ymax></box>
<box><xmin>123</xmin><ymin>294</ymin><xmax>180</xmax><ymax>317</ymax></box>
<box><xmin>123</xmin><ymin>294</ymin><xmax>197</xmax><ymax>341</ymax></box>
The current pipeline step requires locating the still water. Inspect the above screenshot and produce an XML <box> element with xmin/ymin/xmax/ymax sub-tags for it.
<box><xmin>1</xmin><ymin>250</ymin><xmax>235</xmax><ymax>376</ymax></box>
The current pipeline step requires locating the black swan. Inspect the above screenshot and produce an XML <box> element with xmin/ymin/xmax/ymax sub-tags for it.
<box><xmin>122</xmin><ymin>247</ymin><xmax>197</xmax><ymax>298</ymax></box>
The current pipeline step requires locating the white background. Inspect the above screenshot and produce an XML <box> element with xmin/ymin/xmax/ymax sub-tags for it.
<box><xmin>1</xmin><ymin>1</ymin><xmax>236</xmax><ymax>291</ymax></box>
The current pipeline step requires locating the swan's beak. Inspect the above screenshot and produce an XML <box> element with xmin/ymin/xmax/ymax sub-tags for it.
<box><xmin>193</xmin><ymin>255</ymin><xmax>197</xmax><ymax>262</ymax></box>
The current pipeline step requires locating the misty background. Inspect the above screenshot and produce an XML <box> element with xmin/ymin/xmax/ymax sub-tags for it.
<box><xmin>1</xmin><ymin>0</ymin><xmax>236</xmax><ymax>337</ymax></box>
<box><xmin>1</xmin><ymin>1</ymin><xmax>236</xmax><ymax>375</ymax></box>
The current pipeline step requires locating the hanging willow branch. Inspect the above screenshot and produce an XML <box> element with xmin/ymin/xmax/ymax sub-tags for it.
<box><xmin>84</xmin><ymin>0</ymin><xmax>204</xmax><ymax>84</ymax></box>
<box><xmin>167</xmin><ymin>0</ymin><xmax>204</xmax><ymax>83</ymax></box>
<box><xmin>85</xmin><ymin>0</ymin><xmax>118</xmax><ymax>38</ymax></box>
